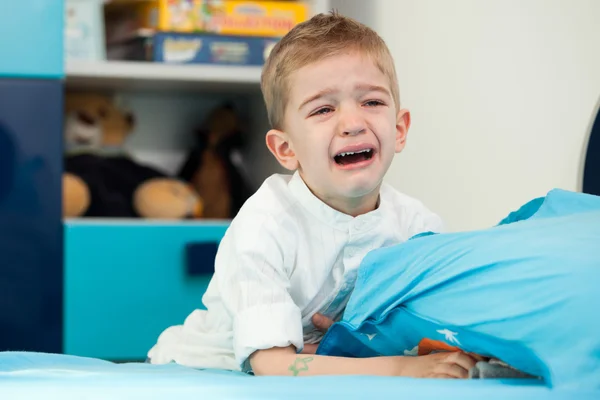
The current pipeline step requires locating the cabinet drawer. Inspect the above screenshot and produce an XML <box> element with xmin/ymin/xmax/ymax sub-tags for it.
<box><xmin>0</xmin><ymin>79</ymin><xmax>63</xmax><ymax>353</ymax></box>
<box><xmin>64</xmin><ymin>220</ymin><xmax>229</xmax><ymax>361</ymax></box>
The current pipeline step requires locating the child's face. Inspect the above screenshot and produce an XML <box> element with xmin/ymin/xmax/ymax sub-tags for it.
<box><xmin>267</xmin><ymin>51</ymin><xmax>410</xmax><ymax>214</ymax></box>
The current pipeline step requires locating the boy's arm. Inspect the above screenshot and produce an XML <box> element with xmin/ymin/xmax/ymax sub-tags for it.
<box><xmin>250</xmin><ymin>346</ymin><xmax>478</xmax><ymax>378</ymax></box>
<box><xmin>250</xmin><ymin>346</ymin><xmax>399</xmax><ymax>376</ymax></box>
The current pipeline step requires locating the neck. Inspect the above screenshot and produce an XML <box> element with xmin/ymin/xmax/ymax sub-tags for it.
<box><xmin>327</xmin><ymin>191</ymin><xmax>380</xmax><ymax>217</ymax></box>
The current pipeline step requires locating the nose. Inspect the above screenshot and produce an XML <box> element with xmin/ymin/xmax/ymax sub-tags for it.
<box><xmin>343</xmin><ymin>126</ymin><xmax>365</xmax><ymax>136</ymax></box>
<box><xmin>338</xmin><ymin>105</ymin><xmax>366</xmax><ymax>136</ymax></box>
<box><xmin>76</xmin><ymin>111</ymin><xmax>96</xmax><ymax>126</ymax></box>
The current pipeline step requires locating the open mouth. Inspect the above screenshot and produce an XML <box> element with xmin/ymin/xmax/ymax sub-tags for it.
<box><xmin>334</xmin><ymin>148</ymin><xmax>374</xmax><ymax>166</ymax></box>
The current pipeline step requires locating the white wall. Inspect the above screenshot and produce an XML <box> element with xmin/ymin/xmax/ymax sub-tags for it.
<box><xmin>339</xmin><ymin>0</ymin><xmax>600</xmax><ymax>231</ymax></box>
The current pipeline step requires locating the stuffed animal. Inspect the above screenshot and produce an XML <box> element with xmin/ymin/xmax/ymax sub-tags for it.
<box><xmin>62</xmin><ymin>92</ymin><xmax>203</xmax><ymax>219</ymax></box>
<box><xmin>178</xmin><ymin>103</ymin><xmax>252</xmax><ymax>219</ymax></box>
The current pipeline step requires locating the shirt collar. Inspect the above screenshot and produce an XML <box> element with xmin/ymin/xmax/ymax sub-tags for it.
<box><xmin>287</xmin><ymin>171</ymin><xmax>386</xmax><ymax>230</ymax></box>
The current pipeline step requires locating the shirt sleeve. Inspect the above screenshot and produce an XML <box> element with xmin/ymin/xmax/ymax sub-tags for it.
<box><xmin>211</xmin><ymin>211</ymin><xmax>303</xmax><ymax>369</ymax></box>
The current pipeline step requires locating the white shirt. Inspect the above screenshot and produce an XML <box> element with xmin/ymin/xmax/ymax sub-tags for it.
<box><xmin>147</xmin><ymin>172</ymin><xmax>443</xmax><ymax>371</ymax></box>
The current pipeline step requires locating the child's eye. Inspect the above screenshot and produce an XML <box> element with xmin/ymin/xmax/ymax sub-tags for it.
<box><xmin>364</xmin><ymin>100</ymin><xmax>385</xmax><ymax>107</ymax></box>
<box><xmin>311</xmin><ymin>107</ymin><xmax>333</xmax><ymax>116</ymax></box>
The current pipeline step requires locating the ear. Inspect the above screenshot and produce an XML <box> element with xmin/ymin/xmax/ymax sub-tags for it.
<box><xmin>395</xmin><ymin>108</ymin><xmax>411</xmax><ymax>153</ymax></box>
<box><xmin>266</xmin><ymin>129</ymin><xmax>299</xmax><ymax>171</ymax></box>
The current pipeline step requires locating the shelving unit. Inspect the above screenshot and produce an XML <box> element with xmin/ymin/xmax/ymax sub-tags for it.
<box><xmin>65</xmin><ymin>60</ymin><xmax>262</xmax><ymax>92</ymax></box>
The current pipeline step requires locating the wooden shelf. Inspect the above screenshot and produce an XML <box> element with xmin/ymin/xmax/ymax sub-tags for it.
<box><xmin>65</xmin><ymin>60</ymin><xmax>263</xmax><ymax>93</ymax></box>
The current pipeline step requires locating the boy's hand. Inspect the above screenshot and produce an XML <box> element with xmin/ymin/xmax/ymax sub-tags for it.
<box><xmin>301</xmin><ymin>314</ymin><xmax>479</xmax><ymax>378</ymax></box>
<box><xmin>396</xmin><ymin>352</ymin><xmax>478</xmax><ymax>379</ymax></box>
<box><xmin>301</xmin><ymin>313</ymin><xmax>335</xmax><ymax>354</ymax></box>
<box><xmin>312</xmin><ymin>313</ymin><xmax>334</xmax><ymax>331</ymax></box>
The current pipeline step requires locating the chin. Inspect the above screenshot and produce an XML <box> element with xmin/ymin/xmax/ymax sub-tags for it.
<box><xmin>342</xmin><ymin>169</ymin><xmax>383</xmax><ymax>190</ymax></box>
<box><xmin>339</xmin><ymin>181</ymin><xmax>381</xmax><ymax>199</ymax></box>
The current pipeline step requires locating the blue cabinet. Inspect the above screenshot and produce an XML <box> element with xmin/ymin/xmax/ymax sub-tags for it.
<box><xmin>0</xmin><ymin>79</ymin><xmax>64</xmax><ymax>353</ymax></box>
<box><xmin>0</xmin><ymin>0</ymin><xmax>64</xmax><ymax>353</ymax></box>
<box><xmin>583</xmin><ymin>105</ymin><xmax>599</xmax><ymax>196</ymax></box>
<box><xmin>0</xmin><ymin>1</ymin><xmax>229</xmax><ymax>360</ymax></box>
<box><xmin>64</xmin><ymin>221</ymin><xmax>228</xmax><ymax>360</ymax></box>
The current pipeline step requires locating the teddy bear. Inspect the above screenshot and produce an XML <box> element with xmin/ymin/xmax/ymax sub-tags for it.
<box><xmin>62</xmin><ymin>91</ymin><xmax>203</xmax><ymax>219</ymax></box>
<box><xmin>177</xmin><ymin>103</ymin><xmax>252</xmax><ymax>219</ymax></box>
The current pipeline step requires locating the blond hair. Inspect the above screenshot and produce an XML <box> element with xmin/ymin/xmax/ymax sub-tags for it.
<box><xmin>261</xmin><ymin>11</ymin><xmax>400</xmax><ymax>130</ymax></box>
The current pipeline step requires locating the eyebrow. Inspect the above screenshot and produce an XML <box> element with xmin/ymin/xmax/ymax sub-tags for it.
<box><xmin>355</xmin><ymin>84</ymin><xmax>392</xmax><ymax>98</ymax></box>
<box><xmin>298</xmin><ymin>87</ymin><xmax>337</xmax><ymax>111</ymax></box>
<box><xmin>298</xmin><ymin>83</ymin><xmax>391</xmax><ymax>111</ymax></box>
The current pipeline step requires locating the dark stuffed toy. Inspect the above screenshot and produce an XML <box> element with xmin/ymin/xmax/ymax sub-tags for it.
<box><xmin>178</xmin><ymin>103</ymin><xmax>252</xmax><ymax>219</ymax></box>
<box><xmin>63</xmin><ymin>92</ymin><xmax>203</xmax><ymax>219</ymax></box>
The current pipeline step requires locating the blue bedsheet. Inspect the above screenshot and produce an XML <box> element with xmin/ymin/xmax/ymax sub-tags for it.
<box><xmin>0</xmin><ymin>352</ymin><xmax>597</xmax><ymax>399</ymax></box>
<box><xmin>317</xmin><ymin>189</ymin><xmax>600</xmax><ymax>391</ymax></box>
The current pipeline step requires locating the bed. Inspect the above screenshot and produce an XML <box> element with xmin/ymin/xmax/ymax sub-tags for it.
<box><xmin>0</xmin><ymin>352</ymin><xmax>597</xmax><ymax>399</ymax></box>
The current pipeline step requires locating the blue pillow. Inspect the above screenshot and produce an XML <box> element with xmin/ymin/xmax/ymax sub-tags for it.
<box><xmin>317</xmin><ymin>189</ymin><xmax>600</xmax><ymax>390</ymax></box>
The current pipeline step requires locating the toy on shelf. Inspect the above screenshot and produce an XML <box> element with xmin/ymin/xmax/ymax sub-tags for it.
<box><xmin>151</xmin><ymin>31</ymin><xmax>278</xmax><ymax>66</ymax></box>
<box><xmin>107</xmin><ymin>30</ymin><xmax>278</xmax><ymax>66</ymax></box>
<box><xmin>104</xmin><ymin>0</ymin><xmax>303</xmax><ymax>65</ymax></box>
<box><xmin>64</xmin><ymin>0</ymin><xmax>106</xmax><ymax>61</ymax></box>
<box><xmin>178</xmin><ymin>103</ymin><xmax>252</xmax><ymax>219</ymax></box>
<box><xmin>62</xmin><ymin>92</ymin><xmax>203</xmax><ymax>219</ymax></box>
<box><xmin>105</xmin><ymin>0</ymin><xmax>308</xmax><ymax>37</ymax></box>
<box><xmin>156</xmin><ymin>0</ymin><xmax>308</xmax><ymax>37</ymax></box>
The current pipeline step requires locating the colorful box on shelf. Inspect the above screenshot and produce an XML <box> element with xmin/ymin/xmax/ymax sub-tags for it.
<box><xmin>107</xmin><ymin>30</ymin><xmax>277</xmax><ymax>66</ymax></box>
<box><xmin>108</xmin><ymin>0</ymin><xmax>308</xmax><ymax>38</ymax></box>
<box><xmin>153</xmin><ymin>31</ymin><xmax>278</xmax><ymax>66</ymax></box>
